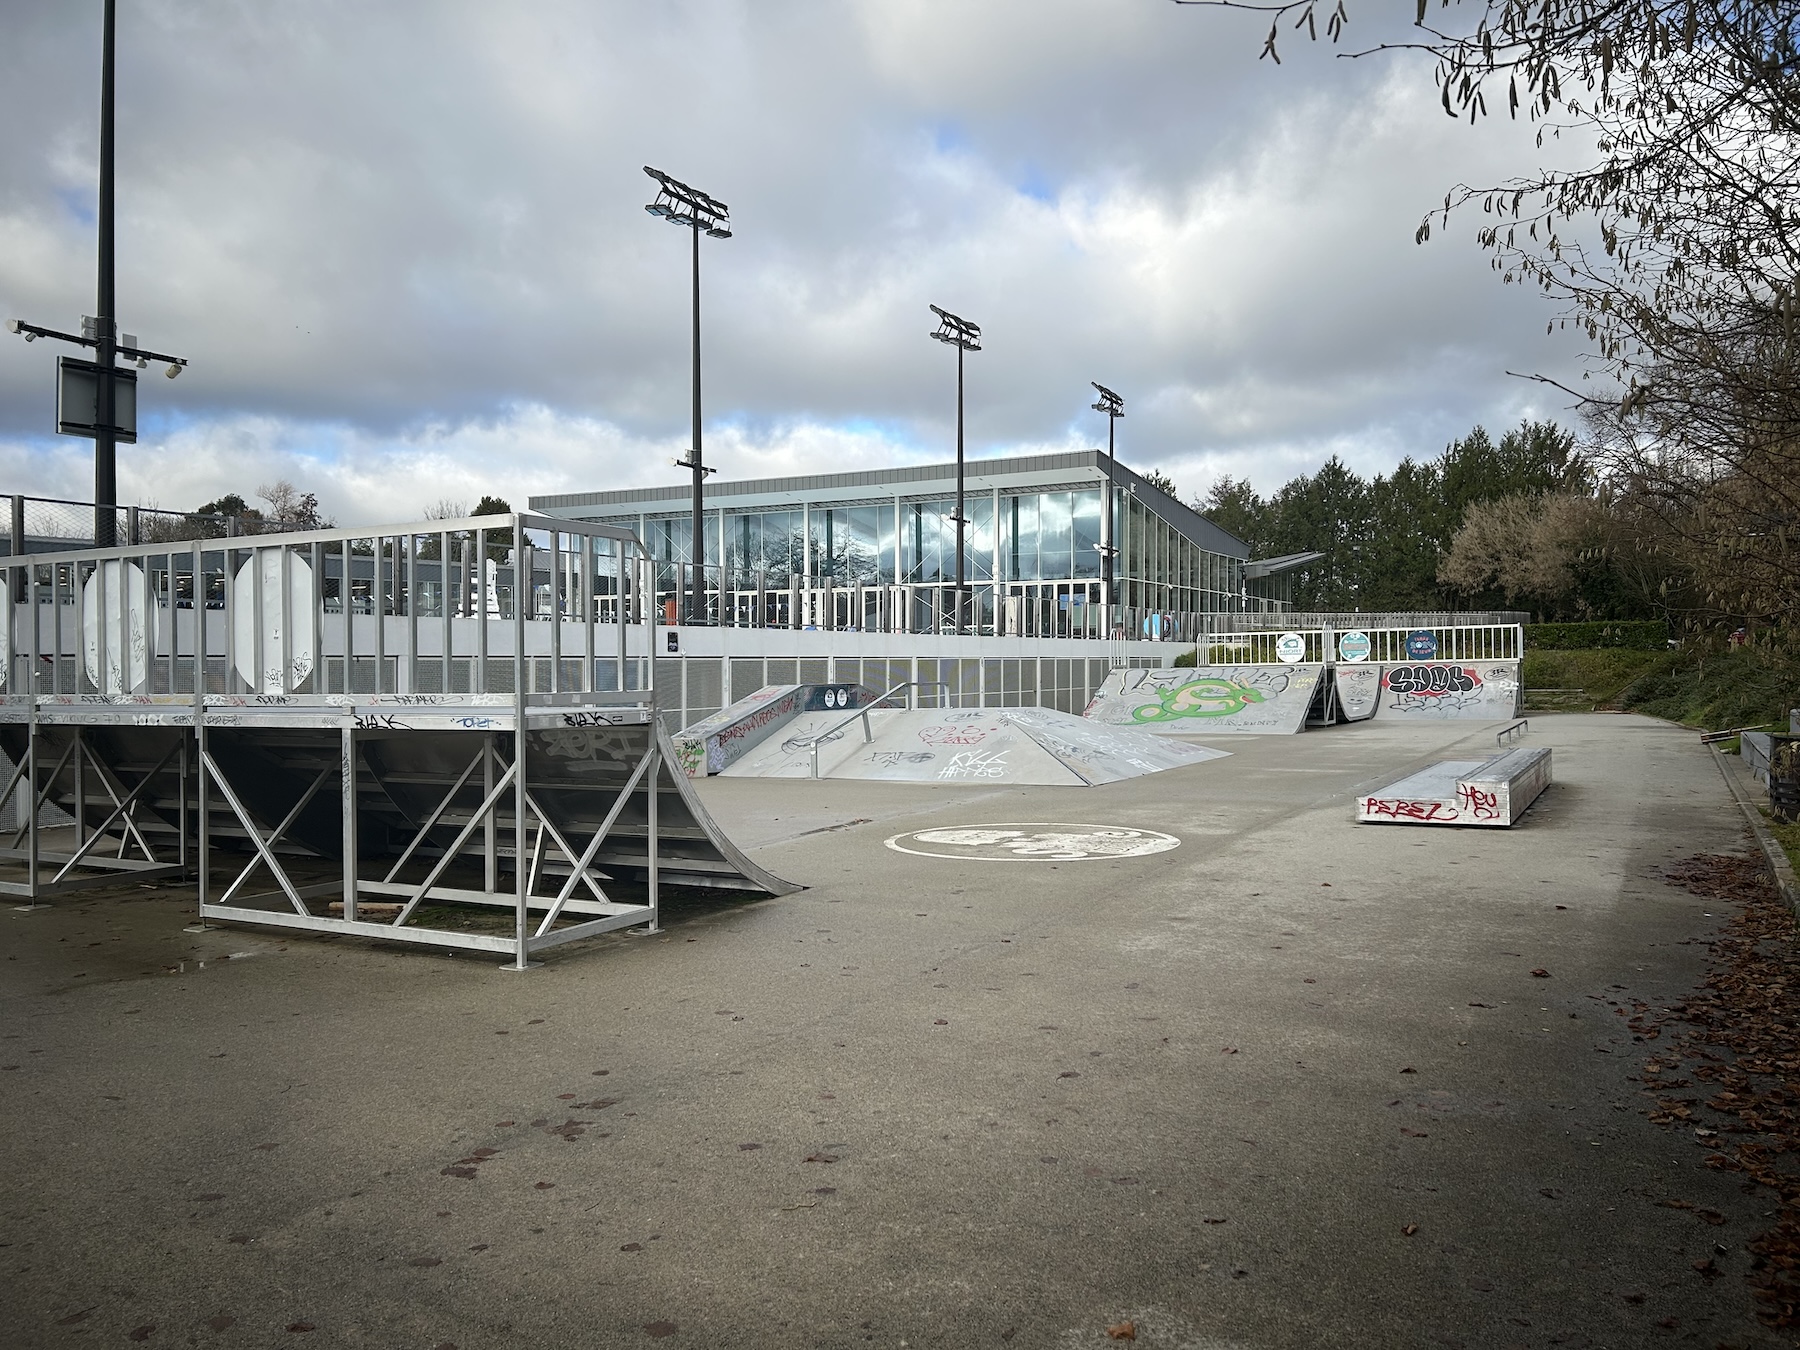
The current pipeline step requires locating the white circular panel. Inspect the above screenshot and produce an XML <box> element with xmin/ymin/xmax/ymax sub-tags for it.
<box><xmin>232</xmin><ymin>551</ymin><xmax>317</xmax><ymax>693</ymax></box>
<box><xmin>81</xmin><ymin>559</ymin><xmax>157</xmax><ymax>694</ymax></box>
<box><xmin>884</xmin><ymin>823</ymin><xmax>1181</xmax><ymax>863</ymax></box>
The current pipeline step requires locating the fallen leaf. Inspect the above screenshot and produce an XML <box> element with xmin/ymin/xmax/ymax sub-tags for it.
<box><xmin>1202</xmin><ymin>1216</ymin><xmax>1227</xmax><ymax>1224</ymax></box>
<box><xmin>1400</xmin><ymin>1127</ymin><xmax>1429</xmax><ymax>1138</ymax></box>
<box><xmin>1539</xmin><ymin>1187</ymin><xmax>1563</xmax><ymax>1199</ymax></box>
<box><xmin>933</xmin><ymin>1019</ymin><xmax>948</xmax><ymax>1026</ymax></box>
<box><xmin>54</xmin><ymin>1311</ymin><xmax>91</xmax><ymax>1326</ymax></box>
<box><xmin>804</xmin><ymin>1153</ymin><xmax>839</xmax><ymax>1164</ymax></box>
<box><xmin>409</xmin><ymin>1257</ymin><xmax>442</xmax><ymax>1267</ymax></box>
<box><xmin>1058</xmin><ymin>1071</ymin><xmax>1080</xmax><ymax>1079</ymax></box>
<box><xmin>533</xmin><ymin>1181</ymin><xmax>555</xmax><ymax>1190</ymax></box>
<box><xmin>1402</xmin><ymin>1224</ymin><xmax>1418</xmax><ymax>1236</ymax></box>
<box><xmin>738</xmin><ymin>1143</ymin><xmax>761</xmax><ymax>1152</ymax></box>
<box><xmin>1531</xmin><ymin>968</ymin><xmax>1551</xmax><ymax>978</ymax></box>
<box><xmin>129</xmin><ymin>1327</ymin><xmax>155</xmax><ymax>1343</ymax></box>
<box><xmin>1692</xmin><ymin>1257</ymin><xmax>1721</xmax><ymax>1279</ymax></box>
<box><xmin>1622</xmin><ymin>1292</ymin><xmax>1645</xmax><ymax>1305</ymax></box>
<box><xmin>287</xmin><ymin>1324</ymin><xmax>315</xmax><ymax>1334</ymax></box>
<box><xmin>621</xmin><ymin>1242</ymin><xmax>643</xmax><ymax>1252</ymax></box>
<box><xmin>1106</xmin><ymin>1320</ymin><xmax>1136</xmax><ymax>1341</ymax></box>
<box><xmin>1399</xmin><ymin>1067</ymin><xmax>1417</xmax><ymax>1074</ymax></box>
<box><xmin>1220</xmin><ymin>1047</ymin><xmax>1239</xmax><ymax>1055</ymax></box>
<box><xmin>643</xmin><ymin>1321</ymin><xmax>678</xmax><ymax>1339</ymax></box>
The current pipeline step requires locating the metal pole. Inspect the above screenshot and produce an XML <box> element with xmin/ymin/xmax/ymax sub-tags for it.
<box><xmin>954</xmin><ymin>341</ymin><xmax>965</xmax><ymax>633</ymax></box>
<box><xmin>690</xmin><ymin>217</ymin><xmax>704</xmax><ymax>626</ymax></box>
<box><xmin>94</xmin><ymin>0</ymin><xmax>118</xmax><ymax>549</ymax></box>
<box><xmin>1102</xmin><ymin>412</ymin><xmax>1115</xmax><ymax>635</ymax></box>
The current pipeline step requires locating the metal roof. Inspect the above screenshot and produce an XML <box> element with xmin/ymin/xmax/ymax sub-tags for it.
<box><xmin>530</xmin><ymin>449</ymin><xmax>1251</xmax><ymax>560</ymax></box>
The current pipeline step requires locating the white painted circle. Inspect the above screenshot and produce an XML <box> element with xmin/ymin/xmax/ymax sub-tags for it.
<box><xmin>1275</xmin><ymin>631</ymin><xmax>1307</xmax><ymax>664</ymax></box>
<box><xmin>232</xmin><ymin>551</ymin><xmax>317</xmax><ymax>693</ymax></box>
<box><xmin>82</xmin><ymin>559</ymin><xmax>158</xmax><ymax>694</ymax></box>
<box><xmin>884</xmin><ymin>823</ymin><xmax>1181</xmax><ymax>862</ymax></box>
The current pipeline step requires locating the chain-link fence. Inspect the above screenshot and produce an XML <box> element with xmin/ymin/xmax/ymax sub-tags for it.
<box><xmin>0</xmin><ymin>493</ymin><xmax>310</xmax><ymax>554</ymax></box>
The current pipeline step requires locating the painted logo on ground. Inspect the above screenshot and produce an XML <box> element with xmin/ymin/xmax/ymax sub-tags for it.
<box><xmin>884</xmin><ymin>824</ymin><xmax>1181</xmax><ymax>862</ymax></box>
<box><xmin>1130</xmin><ymin>677</ymin><xmax>1268</xmax><ymax>722</ymax></box>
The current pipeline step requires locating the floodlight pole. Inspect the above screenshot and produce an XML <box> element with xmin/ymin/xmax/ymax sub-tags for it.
<box><xmin>689</xmin><ymin>214</ymin><xmax>703</xmax><ymax>624</ymax></box>
<box><xmin>644</xmin><ymin>166</ymin><xmax>729</xmax><ymax>626</ymax></box>
<box><xmin>930</xmin><ymin>306</ymin><xmax>981</xmax><ymax>634</ymax></box>
<box><xmin>1091</xmin><ymin>382</ymin><xmax>1124</xmax><ymax>638</ymax></box>
<box><xmin>94</xmin><ymin>0</ymin><xmax>117</xmax><ymax>548</ymax></box>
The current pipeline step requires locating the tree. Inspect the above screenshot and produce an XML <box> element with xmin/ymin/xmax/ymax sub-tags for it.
<box><xmin>473</xmin><ymin>495</ymin><xmax>512</xmax><ymax>517</ymax></box>
<box><xmin>1139</xmin><ymin>468</ymin><xmax>1181</xmax><ymax>499</ymax></box>
<box><xmin>1175</xmin><ymin>0</ymin><xmax>1800</xmax><ymax>633</ymax></box>
<box><xmin>1438</xmin><ymin>490</ymin><xmax>1600</xmax><ymax>614</ymax></box>
<box><xmin>256</xmin><ymin>480</ymin><xmax>331</xmax><ymax>530</ymax></box>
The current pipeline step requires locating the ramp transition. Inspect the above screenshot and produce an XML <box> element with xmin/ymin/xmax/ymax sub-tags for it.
<box><xmin>1376</xmin><ymin>661</ymin><xmax>1522</xmax><ymax>721</ymax></box>
<box><xmin>718</xmin><ymin>704</ymin><xmax>1227</xmax><ymax>785</ymax></box>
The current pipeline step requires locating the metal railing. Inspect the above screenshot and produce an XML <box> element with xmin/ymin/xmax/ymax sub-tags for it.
<box><xmin>1</xmin><ymin>512</ymin><xmax>656</xmax><ymax>701</ymax></box>
<box><xmin>791</xmin><ymin>680</ymin><xmax>950</xmax><ymax>778</ymax></box>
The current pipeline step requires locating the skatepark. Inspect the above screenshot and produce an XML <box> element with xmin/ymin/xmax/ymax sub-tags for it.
<box><xmin>5</xmin><ymin>701</ymin><xmax>1784</xmax><ymax>1347</ymax></box>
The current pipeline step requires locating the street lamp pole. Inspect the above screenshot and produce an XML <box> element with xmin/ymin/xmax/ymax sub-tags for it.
<box><xmin>1091</xmin><ymin>382</ymin><xmax>1123</xmax><ymax>638</ymax></box>
<box><xmin>929</xmin><ymin>305</ymin><xmax>980</xmax><ymax>633</ymax></box>
<box><xmin>645</xmin><ymin>166</ymin><xmax>731</xmax><ymax>624</ymax></box>
<box><xmin>6</xmin><ymin>0</ymin><xmax>187</xmax><ymax>548</ymax></box>
<box><xmin>95</xmin><ymin>0</ymin><xmax>117</xmax><ymax>547</ymax></box>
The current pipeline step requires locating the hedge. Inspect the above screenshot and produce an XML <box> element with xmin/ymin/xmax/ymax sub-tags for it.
<box><xmin>1524</xmin><ymin>620</ymin><xmax>1670</xmax><ymax>651</ymax></box>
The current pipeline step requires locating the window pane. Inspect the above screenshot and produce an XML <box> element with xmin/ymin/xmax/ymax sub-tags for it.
<box><xmin>1040</xmin><ymin>492</ymin><xmax>1073</xmax><ymax>579</ymax></box>
<box><xmin>1072</xmin><ymin>490</ymin><xmax>1100</xmax><ymax>579</ymax></box>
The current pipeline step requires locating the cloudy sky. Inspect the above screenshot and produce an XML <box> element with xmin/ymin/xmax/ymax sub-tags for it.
<box><xmin>0</xmin><ymin>0</ymin><xmax>1590</xmax><ymax>525</ymax></box>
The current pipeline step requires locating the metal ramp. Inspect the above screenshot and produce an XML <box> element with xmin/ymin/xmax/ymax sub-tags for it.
<box><xmin>1082</xmin><ymin>665</ymin><xmax>1323</xmax><ymax>735</ymax></box>
<box><xmin>0</xmin><ymin>512</ymin><xmax>798</xmax><ymax>965</ymax></box>
<box><xmin>1356</xmin><ymin>746</ymin><xmax>1551</xmax><ymax>827</ymax></box>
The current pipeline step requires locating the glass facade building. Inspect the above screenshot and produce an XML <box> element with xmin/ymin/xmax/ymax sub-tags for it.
<box><xmin>533</xmin><ymin>450</ymin><xmax>1274</xmax><ymax>638</ymax></box>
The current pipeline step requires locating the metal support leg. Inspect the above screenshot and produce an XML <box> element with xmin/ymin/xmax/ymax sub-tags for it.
<box><xmin>186</xmin><ymin>720</ymin><xmax>211</xmax><ymax>931</ymax></box>
<box><xmin>341</xmin><ymin>723</ymin><xmax>358</xmax><ymax>922</ymax></box>
<box><xmin>502</xmin><ymin>729</ymin><xmax>540</xmax><ymax>971</ymax></box>
<box><xmin>645</xmin><ymin>744</ymin><xmax>660</xmax><ymax>934</ymax></box>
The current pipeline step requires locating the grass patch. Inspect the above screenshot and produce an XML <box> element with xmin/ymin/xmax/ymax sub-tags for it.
<box><xmin>1521</xmin><ymin>648</ymin><xmax>1665</xmax><ymax>709</ymax></box>
<box><xmin>1767</xmin><ymin>815</ymin><xmax>1800</xmax><ymax>879</ymax></box>
<box><xmin>1522</xmin><ymin>644</ymin><xmax>1797</xmax><ymax>731</ymax></box>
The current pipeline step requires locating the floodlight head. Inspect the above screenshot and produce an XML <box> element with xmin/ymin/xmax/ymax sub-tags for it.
<box><xmin>644</xmin><ymin>165</ymin><xmax>731</xmax><ymax>236</ymax></box>
<box><xmin>928</xmin><ymin>304</ymin><xmax>981</xmax><ymax>351</ymax></box>
<box><xmin>1090</xmin><ymin>381</ymin><xmax>1124</xmax><ymax>416</ymax></box>
<box><xmin>706</xmin><ymin>226</ymin><xmax>732</xmax><ymax>239</ymax></box>
<box><xmin>4</xmin><ymin>319</ymin><xmax>18</xmax><ymax>334</ymax></box>
<box><xmin>164</xmin><ymin>363</ymin><xmax>181</xmax><ymax>379</ymax></box>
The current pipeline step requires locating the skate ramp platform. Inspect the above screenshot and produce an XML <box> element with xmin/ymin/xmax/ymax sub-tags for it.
<box><xmin>1356</xmin><ymin>746</ymin><xmax>1551</xmax><ymax>827</ymax></box>
<box><xmin>719</xmin><ymin>704</ymin><xmax>1227</xmax><ymax>785</ymax></box>
<box><xmin>1082</xmin><ymin>665</ymin><xmax>1324</xmax><ymax>735</ymax></box>
<box><xmin>1377</xmin><ymin>662</ymin><xmax>1522</xmax><ymax>721</ymax></box>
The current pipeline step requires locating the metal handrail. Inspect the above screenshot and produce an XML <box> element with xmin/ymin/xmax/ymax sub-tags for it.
<box><xmin>1699</xmin><ymin>723</ymin><xmax>1779</xmax><ymax>745</ymax></box>
<box><xmin>794</xmin><ymin>680</ymin><xmax>951</xmax><ymax>779</ymax></box>
<box><xmin>1496</xmin><ymin>719</ymin><xmax>1529</xmax><ymax>746</ymax></box>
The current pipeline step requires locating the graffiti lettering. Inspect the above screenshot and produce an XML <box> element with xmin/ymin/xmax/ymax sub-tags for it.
<box><xmin>937</xmin><ymin>750</ymin><xmax>1010</xmax><ymax>780</ymax></box>
<box><xmin>1363</xmin><ymin>797</ymin><xmax>1460</xmax><ymax>822</ymax></box>
<box><xmin>1383</xmin><ymin>665</ymin><xmax>1480</xmax><ymax>696</ymax></box>
<box><xmin>1132</xmin><ymin>677</ymin><xmax>1268</xmax><ymax>722</ymax></box>
<box><xmin>714</xmin><ymin>696</ymin><xmax>798</xmax><ymax>748</ymax></box>
<box><xmin>868</xmin><ymin>750</ymin><xmax>934</xmax><ymax>767</ymax></box>
<box><xmin>452</xmin><ymin>715</ymin><xmax>499</xmax><ymax>729</ymax></box>
<box><xmin>1455</xmin><ymin>784</ymin><xmax>1500</xmax><ymax>820</ymax></box>
<box><xmin>918</xmin><ymin>724</ymin><xmax>990</xmax><ymax>746</ymax></box>
<box><xmin>561</xmin><ymin>711</ymin><xmax>623</xmax><ymax>727</ymax></box>
<box><xmin>355</xmin><ymin>713</ymin><xmax>410</xmax><ymax>731</ymax></box>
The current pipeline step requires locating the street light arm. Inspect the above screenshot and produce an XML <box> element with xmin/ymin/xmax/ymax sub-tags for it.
<box><xmin>8</xmin><ymin>319</ymin><xmax>94</xmax><ymax>349</ymax></box>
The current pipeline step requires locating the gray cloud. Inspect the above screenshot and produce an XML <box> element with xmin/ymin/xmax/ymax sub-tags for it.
<box><xmin>0</xmin><ymin>0</ymin><xmax>1591</xmax><ymax>521</ymax></box>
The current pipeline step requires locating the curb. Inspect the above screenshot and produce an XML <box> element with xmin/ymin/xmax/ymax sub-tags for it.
<box><xmin>1712</xmin><ymin>746</ymin><xmax>1800</xmax><ymax>913</ymax></box>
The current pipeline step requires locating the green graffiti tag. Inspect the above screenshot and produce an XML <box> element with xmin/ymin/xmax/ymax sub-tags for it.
<box><xmin>1131</xmin><ymin>677</ymin><xmax>1268</xmax><ymax>722</ymax></box>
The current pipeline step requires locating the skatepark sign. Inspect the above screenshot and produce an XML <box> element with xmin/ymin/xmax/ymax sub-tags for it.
<box><xmin>1275</xmin><ymin>631</ymin><xmax>1307</xmax><ymax>663</ymax></box>
<box><xmin>1337</xmin><ymin>630</ymin><xmax>1371</xmax><ymax>663</ymax></box>
<box><xmin>1404</xmin><ymin>630</ymin><xmax>1438</xmax><ymax>659</ymax></box>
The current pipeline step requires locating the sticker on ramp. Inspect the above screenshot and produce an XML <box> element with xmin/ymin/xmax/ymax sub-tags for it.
<box><xmin>884</xmin><ymin>823</ymin><xmax>1180</xmax><ymax>862</ymax></box>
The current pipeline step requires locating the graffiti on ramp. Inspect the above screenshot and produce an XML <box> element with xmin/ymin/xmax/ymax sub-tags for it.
<box><xmin>1083</xmin><ymin>665</ymin><xmax>1320</xmax><ymax>735</ymax></box>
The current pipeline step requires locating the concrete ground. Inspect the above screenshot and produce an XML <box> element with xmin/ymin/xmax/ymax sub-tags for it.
<box><xmin>0</xmin><ymin>713</ymin><xmax>1783</xmax><ymax>1349</ymax></box>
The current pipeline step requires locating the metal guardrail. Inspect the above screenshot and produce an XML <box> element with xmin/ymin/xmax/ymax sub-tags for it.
<box><xmin>794</xmin><ymin>680</ymin><xmax>950</xmax><ymax>779</ymax></box>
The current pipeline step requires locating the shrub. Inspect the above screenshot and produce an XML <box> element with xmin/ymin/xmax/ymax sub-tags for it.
<box><xmin>1525</xmin><ymin>620</ymin><xmax>1670</xmax><ymax>650</ymax></box>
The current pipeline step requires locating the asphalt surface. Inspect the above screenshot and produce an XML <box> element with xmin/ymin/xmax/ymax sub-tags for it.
<box><xmin>1</xmin><ymin>712</ymin><xmax>1782</xmax><ymax>1349</ymax></box>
